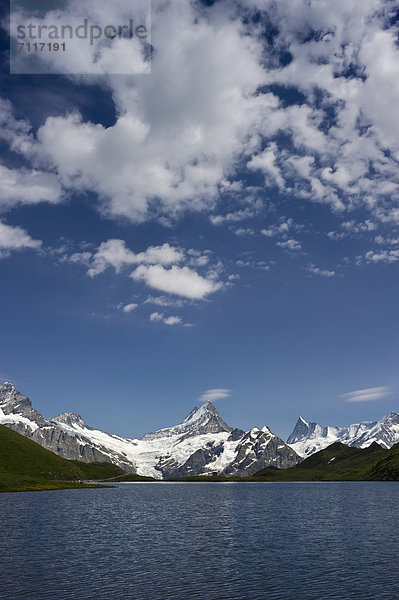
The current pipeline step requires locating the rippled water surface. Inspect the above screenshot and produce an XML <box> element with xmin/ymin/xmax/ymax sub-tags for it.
<box><xmin>1</xmin><ymin>482</ymin><xmax>399</xmax><ymax>600</ymax></box>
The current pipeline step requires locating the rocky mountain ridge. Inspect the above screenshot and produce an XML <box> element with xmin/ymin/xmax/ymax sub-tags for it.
<box><xmin>287</xmin><ymin>413</ymin><xmax>399</xmax><ymax>458</ymax></box>
<box><xmin>0</xmin><ymin>382</ymin><xmax>300</xmax><ymax>478</ymax></box>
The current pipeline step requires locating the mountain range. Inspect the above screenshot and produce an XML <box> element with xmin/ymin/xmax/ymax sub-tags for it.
<box><xmin>287</xmin><ymin>413</ymin><xmax>399</xmax><ymax>457</ymax></box>
<box><xmin>0</xmin><ymin>382</ymin><xmax>300</xmax><ymax>478</ymax></box>
<box><xmin>2</xmin><ymin>381</ymin><xmax>398</xmax><ymax>477</ymax></box>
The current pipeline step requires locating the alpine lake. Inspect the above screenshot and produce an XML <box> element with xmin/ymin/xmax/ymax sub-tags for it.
<box><xmin>1</xmin><ymin>481</ymin><xmax>398</xmax><ymax>600</ymax></box>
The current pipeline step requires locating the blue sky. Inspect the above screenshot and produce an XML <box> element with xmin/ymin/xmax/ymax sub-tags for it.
<box><xmin>1</xmin><ymin>0</ymin><xmax>399</xmax><ymax>440</ymax></box>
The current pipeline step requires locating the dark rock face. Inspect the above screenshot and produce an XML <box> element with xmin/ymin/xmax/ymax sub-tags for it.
<box><xmin>228</xmin><ymin>428</ymin><xmax>246</xmax><ymax>441</ymax></box>
<box><xmin>223</xmin><ymin>429</ymin><xmax>301</xmax><ymax>476</ymax></box>
<box><xmin>287</xmin><ymin>417</ymin><xmax>338</xmax><ymax>445</ymax></box>
<box><xmin>30</xmin><ymin>427</ymin><xmax>110</xmax><ymax>463</ymax></box>
<box><xmin>155</xmin><ymin>429</ymin><xmax>300</xmax><ymax>479</ymax></box>
<box><xmin>0</xmin><ymin>382</ymin><xmax>48</xmax><ymax>432</ymax></box>
<box><xmin>158</xmin><ymin>442</ymin><xmax>225</xmax><ymax>478</ymax></box>
<box><xmin>287</xmin><ymin>417</ymin><xmax>313</xmax><ymax>444</ymax></box>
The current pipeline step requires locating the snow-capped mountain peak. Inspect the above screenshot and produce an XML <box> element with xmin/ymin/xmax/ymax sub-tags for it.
<box><xmin>52</xmin><ymin>412</ymin><xmax>88</xmax><ymax>429</ymax></box>
<box><xmin>287</xmin><ymin>412</ymin><xmax>399</xmax><ymax>458</ymax></box>
<box><xmin>141</xmin><ymin>400</ymin><xmax>232</xmax><ymax>441</ymax></box>
<box><xmin>0</xmin><ymin>381</ymin><xmax>18</xmax><ymax>404</ymax></box>
<box><xmin>0</xmin><ymin>381</ymin><xmax>47</xmax><ymax>432</ymax></box>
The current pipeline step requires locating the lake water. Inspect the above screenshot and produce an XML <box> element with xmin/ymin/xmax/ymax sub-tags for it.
<box><xmin>1</xmin><ymin>482</ymin><xmax>398</xmax><ymax>600</ymax></box>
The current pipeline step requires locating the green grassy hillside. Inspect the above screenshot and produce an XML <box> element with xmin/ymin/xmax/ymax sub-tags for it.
<box><xmin>365</xmin><ymin>443</ymin><xmax>399</xmax><ymax>481</ymax></box>
<box><xmin>0</xmin><ymin>424</ymin><xmax>124</xmax><ymax>492</ymax></box>
<box><xmin>254</xmin><ymin>441</ymin><xmax>399</xmax><ymax>481</ymax></box>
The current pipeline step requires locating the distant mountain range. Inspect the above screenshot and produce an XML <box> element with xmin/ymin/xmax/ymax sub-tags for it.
<box><xmin>287</xmin><ymin>413</ymin><xmax>399</xmax><ymax>457</ymax></box>
<box><xmin>0</xmin><ymin>382</ymin><xmax>299</xmax><ymax>478</ymax></box>
<box><xmin>2</xmin><ymin>381</ymin><xmax>398</xmax><ymax>477</ymax></box>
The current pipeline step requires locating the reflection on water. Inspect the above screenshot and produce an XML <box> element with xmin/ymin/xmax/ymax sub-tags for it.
<box><xmin>1</xmin><ymin>482</ymin><xmax>399</xmax><ymax>600</ymax></box>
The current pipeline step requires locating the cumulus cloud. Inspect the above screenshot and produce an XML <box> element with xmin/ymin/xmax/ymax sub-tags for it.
<box><xmin>210</xmin><ymin>207</ymin><xmax>257</xmax><ymax>226</ymax></box>
<box><xmin>144</xmin><ymin>295</ymin><xmax>187</xmax><ymax>308</ymax></box>
<box><xmin>19</xmin><ymin>0</ymin><xmax>270</xmax><ymax>222</ymax></box>
<box><xmin>0</xmin><ymin>165</ymin><xmax>62</xmax><ymax>211</ymax></box>
<box><xmin>306</xmin><ymin>264</ymin><xmax>335</xmax><ymax>278</ymax></box>
<box><xmin>163</xmin><ymin>316</ymin><xmax>182</xmax><ymax>326</ymax></box>
<box><xmin>122</xmin><ymin>303</ymin><xmax>138</xmax><ymax>313</ymax></box>
<box><xmin>261</xmin><ymin>218</ymin><xmax>300</xmax><ymax>238</ymax></box>
<box><xmin>357</xmin><ymin>249</ymin><xmax>399</xmax><ymax>265</ymax></box>
<box><xmin>341</xmin><ymin>220</ymin><xmax>377</xmax><ymax>235</ymax></box>
<box><xmin>87</xmin><ymin>240</ymin><xmax>184</xmax><ymax>277</ymax></box>
<box><xmin>276</xmin><ymin>238</ymin><xmax>302</xmax><ymax>252</ymax></box>
<box><xmin>247</xmin><ymin>143</ymin><xmax>285</xmax><ymax>189</ymax></box>
<box><xmin>237</xmin><ymin>258</ymin><xmax>272</xmax><ymax>271</ymax></box>
<box><xmin>375</xmin><ymin>236</ymin><xmax>399</xmax><ymax>246</ymax></box>
<box><xmin>0</xmin><ymin>221</ymin><xmax>42</xmax><ymax>258</ymax></box>
<box><xmin>198</xmin><ymin>388</ymin><xmax>232</xmax><ymax>403</ymax></box>
<box><xmin>9</xmin><ymin>0</ymin><xmax>150</xmax><ymax>76</ymax></box>
<box><xmin>132</xmin><ymin>264</ymin><xmax>222</xmax><ymax>300</ymax></box>
<box><xmin>233</xmin><ymin>227</ymin><xmax>256</xmax><ymax>237</ymax></box>
<box><xmin>149</xmin><ymin>312</ymin><xmax>163</xmax><ymax>322</ymax></box>
<box><xmin>149</xmin><ymin>312</ymin><xmax>185</xmax><ymax>326</ymax></box>
<box><xmin>63</xmin><ymin>237</ymin><xmax>224</xmax><ymax>303</ymax></box>
<box><xmin>341</xmin><ymin>386</ymin><xmax>392</xmax><ymax>403</ymax></box>
<box><xmin>1</xmin><ymin>0</ymin><xmax>399</xmax><ymax>235</ymax></box>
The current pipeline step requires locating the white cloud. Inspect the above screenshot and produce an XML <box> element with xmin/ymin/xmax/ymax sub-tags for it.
<box><xmin>62</xmin><ymin>237</ymin><xmax>225</xmax><ymax>306</ymax></box>
<box><xmin>9</xmin><ymin>0</ymin><xmax>150</xmax><ymax>76</ymax></box>
<box><xmin>24</xmin><ymin>1</ymin><xmax>270</xmax><ymax>222</ymax></box>
<box><xmin>375</xmin><ymin>235</ymin><xmax>399</xmax><ymax>246</ymax></box>
<box><xmin>149</xmin><ymin>312</ymin><xmax>163</xmax><ymax>322</ymax></box>
<box><xmin>2</xmin><ymin>0</ymin><xmax>399</xmax><ymax>232</ymax></box>
<box><xmin>341</xmin><ymin>386</ymin><xmax>392</xmax><ymax>403</ymax></box>
<box><xmin>247</xmin><ymin>143</ymin><xmax>285</xmax><ymax>189</ymax></box>
<box><xmin>233</xmin><ymin>227</ymin><xmax>256</xmax><ymax>237</ymax></box>
<box><xmin>236</xmin><ymin>258</ymin><xmax>272</xmax><ymax>271</ymax></box>
<box><xmin>210</xmin><ymin>207</ymin><xmax>256</xmax><ymax>225</ymax></box>
<box><xmin>87</xmin><ymin>240</ymin><xmax>184</xmax><ymax>277</ymax></box>
<box><xmin>198</xmin><ymin>388</ymin><xmax>232</xmax><ymax>403</ymax></box>
<box><xmin>276</xmin><ymin>238</ymin><xmax>302</xmax><ymax>252</ymax></box>
<box><xmin>341</xmin><ymin>220</ymin><xmax>377</xmax><ymax>234</ymax></box>
<box><xmin>364</xmin><ymin>249</ymin><xmax>399</xmax><ymax>264</ymax></box>
<box><xmin>134</xmin><ymin>245</ymin><xmax>185</xmax><ymax>266</ymax></box>
<box><xmin>327</xmin><ymin>231</ymin><xmax>347</xmax><ymax>242</ymax></box>
<box><xmin>122</xmin><ymin>303</ymin><xmax>138</xmax><ymax>313</ymax></box>
<box><xmin>149</xmin><ymin>312</ymin><xmax>186</xmax><ymax>326</ymax></box>
<box><xmin>163</xmin><ymin>316</ymin><xmax>182</xmax><ymax>326</ymax></box>
<box><xmin>131</xmin><ymin>264</ymin><xmax>222</xmax><ymax>300</ymax></box>
<box><xmin>144</xmin><ymin>295</ymin><xmax>187</xmax><ymax>308</ymax></box>
<box><xmin>261</xmin><ymin>218</ymin><xmax>297</xmax><ymax>238</ymax></box>
<box><xmin>0</xmin><ymin>221</ymin><xmax>42</xmax><ymax>258</ymax></box>
<box><xmin>306</xmin><ymin>264</ymin><xmax>335</xmax><ymax>278</ymax></box>
<box><xmin>61</xmin><ymin>251</ymin><xmax>93</xmax><ymax>266</ymax></box>
<box><xmin>0</xmin><ymin>164</ymin><xmax>62</xmax><ymax>211</ymax></box>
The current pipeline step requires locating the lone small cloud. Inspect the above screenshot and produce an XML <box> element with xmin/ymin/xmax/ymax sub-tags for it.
<box><xmin>198</xmin><ymin>388</ymin><xmax>231</xmax><ymax>403</ymax></box>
